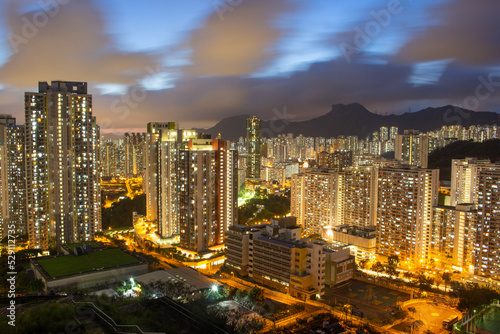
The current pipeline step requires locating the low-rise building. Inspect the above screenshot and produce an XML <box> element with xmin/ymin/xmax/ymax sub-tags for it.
<box><xmin>225</xmin><ymin>219</ymin><xmax>354</xmax><ymax>300</ymax></box>
<box><xmin>323</xmin><ymin>225</ymin><xmax>377</xmax><ymax>262</ymax></box>
<box><xmin>31</xmin><ymin>248</ymin><xmax>147</xmax><ymax>292</ymax></box>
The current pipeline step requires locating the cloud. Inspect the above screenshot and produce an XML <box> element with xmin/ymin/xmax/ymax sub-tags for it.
<box><xmin>2</xmin><ymin>0</ymin><xmax>500</xmax><ymax>135</ymax></box>
<box><xmin>397</xmin><ymin>0</ymin><xmax>500</xmax><ymax>65</ymax></box>
<box><xmin>0</xmin><ymin>0</ymin><xmax>158</xmax><ymax>87</ymax></box>
<box><xmin>184</xmin><ymin>0</ymin><xmax>295</xmax><ymax>77</ymax></box>
<box><xmin>94</xmin><ymin>56</ymin><xmax>500</xmax><ymax>134</ymax></box>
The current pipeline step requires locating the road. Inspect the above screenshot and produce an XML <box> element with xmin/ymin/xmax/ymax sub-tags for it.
<box><xmin>217</xmin><ymin>277</ymin><xmax>300</xmax><ymax>306</ymax></box>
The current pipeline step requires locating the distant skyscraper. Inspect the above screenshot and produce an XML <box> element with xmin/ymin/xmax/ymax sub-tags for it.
<box><xmin>316</xmin><ymin>151</ymin><xmax>352</xmax><ymax>171</ymax></box>
<box><xmin>246</xmin><ymin>116</ymin><xmax>261</xmax><ymax>179</ymax></box>
<box><xmin>389</xmin><ymin>126</ymin><xmax>398</xmax><ymax>141</ymax></box>
<box><xmin>124</xmin><ymin>132</ymin><xmax>146</xmax><ymax>177</ymax></box>
<box><xmin>379</xmin><ymin>126</ymin><xmax>389</xmax><ymax>142</ymax></box>
<box><xmin>101</xmin><ymin>138</ymin><xmax>125</xmax><ymax>178</ymax></box>
<box><xmin>25</xmin><ymin>81</ymin><xmax>101</xmax><ymax>249</ymax></box>
<box><xmin>450</xmin><ymin>158</ymin><xmax>490</xmax><ymax>206</ymax></box>
<box><xmin>376</xmin><ymin>166</ymin><xmax>439</xmax><ymax>263</ymax></box>
<box><xmin>394</xmin><ymin>130</ymin><xmax>429</xmax><ymax>168</ymax></box>
<box><xmin>346</xmin><ymin>136</ymin><xmax>358</xmax><ymax>152</ymax></box>
<box><xmin>475</xmin><ymin>164</ymin><xmax>500</xmax><ymax>280</ymax></box>
<box><xmin>179</xmin><ymin>139</ymin><xmax>238</xmax><ymax>253</ymax></box>
<box><xmin>0</xmin><ymin>115</ymin><xmax>26</xmax><ymax>238</ymax></box>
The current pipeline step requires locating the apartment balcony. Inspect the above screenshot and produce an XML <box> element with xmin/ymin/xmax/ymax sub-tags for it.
<box><xmin>291</xmin><ymin>270</ymin><xmax>309</xmax><ymax>277</ymax></box>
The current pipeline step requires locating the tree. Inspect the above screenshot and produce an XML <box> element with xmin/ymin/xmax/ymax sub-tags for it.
<box><xmin>403</xmin><ymin>271</ymin><xmax>414</xmax><ymax>280</ymax></box>
<box><xmin>102</xmin><ymin>194</ymin><xmax>146</xmax><ymax>229</ymax></box>
<box><xmin>248</xmin><ymin>286</ymin><xmax>265</xmax><ymax>303</ymax></box>
<box><xmin>457</xmin><ymin>285</ymin><xmax>500</xmax><ymax>311</ymax></box>
<box><xmin>234</xmin><ymin>289</ymin><xmax>248</xmax><ymax>302</ymax></box>
<box><xmin>388</xmin><ymin>255</ymin><xmax>400</xmax><ymax>268</ymax></box>
<box><xmin>15</xmin><ymin>302</ymin><xmax>84</xmax><ymax>334</ymax></box>
<box><xmin>339</xmin><ymin>304</ymin><xmax>352</xmax><ymax>321</ymax></box>
<box><xmin>114</xmin><ymin>238</ymin><xmax>126</xmax><ymax>248</ymax></box>
<box><xmin>428</xmin><ymin>139</ymin><xmax>500</xmax><ymax>181</ymax></box>
<box><xmin>359</xmin><ymin>259</ymin><xmax>369</xmax><ymax>270</ymax></box>
<box><xmin>385</xmin><ymin>265</ymin><xmax>399</xmax><ymax>279</ymax></box>
<box><xmin>145</xmin><ymin>254</ymin><xmax>160</xmax><ymax>268</ymax></box>
<box><xmin>371</xmin><ymin>261</ymin><xmax>385</xmax><ymax>276</ymax></box>
<box><xmin>441</xmin><ymin>272</ymin><xmax>452</xmax><ymax>292</ymax></box>
<box><xmin>306</xmin><ymin>234</ymin><xmax>324</xmax><ymax>240</ymax></box>
<box><xmin>409</xmin><ymin>320</ymin><xmax>424</xmax><ymax>334</ymax></box>
<box><xmin>434</xmin><ymin>275</ymin><xmax>443</xmax><ymax>290</ymax></box>
<box><xmin>415</xmin><ymin>271</ymin><xmax>434</xmax><ymax>292</ymax></box>
<box><xmin>237</xmin><ymin>195</ymin><xmax>290</xmax><ymax>225</ymax></box>
<box><xmin>391</xmin><ymin>305</ymin><xmax>408</xmax><ymax>320</ymax></box>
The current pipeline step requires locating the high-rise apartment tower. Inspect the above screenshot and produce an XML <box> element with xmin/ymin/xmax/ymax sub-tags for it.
<box><xmin>25</xmin><ymin>81</ymin><xmax>101</xmax><ymax>249</ymax></box>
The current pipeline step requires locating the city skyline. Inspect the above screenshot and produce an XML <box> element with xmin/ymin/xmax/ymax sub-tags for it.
<box><xmin>2</xmin><ymin>1</ymin><xmax>500</xmax><ymax>332</ymax></box>
<box><xmin>0</xmin><ymin>0</ymin><xmax>500</xmax><ymax>133</ymax></box>
<box><xmin>1</xmin><ymin>80</ymin><xmax>500</xmax><ymax>332</ymax></box>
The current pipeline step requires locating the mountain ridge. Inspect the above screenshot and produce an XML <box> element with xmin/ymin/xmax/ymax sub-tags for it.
<box><xmin>201</xmin><ymin>103</ymin><xmax>500</xmax><ymax>141</ymax></box>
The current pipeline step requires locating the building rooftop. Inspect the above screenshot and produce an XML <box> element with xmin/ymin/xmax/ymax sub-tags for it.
<box><xmin>256</xmin><ymin>235</ymin><xmax>309</xmax><ymax>249</ymax></box>
<box><xmin>35</xmin><ymin>248</ymin><xmax>141</xmax><ymax>278</ymax></box>
<box><xmin>332</xmin><ymin>225</ymin><xmax>377</xmax><ymax>239</ymax></box>
<box><xmin>135</xmin><ymin>267</ymin><xmax>213</xmax><ymax>292</ymax></box>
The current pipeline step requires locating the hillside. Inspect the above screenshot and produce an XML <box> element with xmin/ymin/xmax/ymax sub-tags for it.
<box><xmin>201</xmin><ymin>103</ymin><xmax>500</xmax><ymax>141</ymax></box>
<box><xmin>428</xmin><ymin>139</ymin><xmax>500</xmax><ymax>180</ymax></box>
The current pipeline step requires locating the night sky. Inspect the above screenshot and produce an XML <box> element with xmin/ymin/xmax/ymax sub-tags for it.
<box><xmin>1</xmin><ymin>0</ymin><xmax>499</xmax><ymax>134</ymax></box>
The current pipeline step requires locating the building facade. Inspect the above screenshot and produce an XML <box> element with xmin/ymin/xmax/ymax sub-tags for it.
<box><xmin>101</xmin><ymin>138</ymin><xmax>126</xmax><ymax>178</ymax></box>
<box><xmin>25</xmin><ymin>81</ymin><xmax>101</xmax><ymax>249</ymax></box>
<box><xmin>450</xmin><ymin>158</ymin><xmax>491</xmax><ymax>206</ymax></box>
<box><xmin>395</xmin><ymin>130</ymin><xmax>429</xmax><ymax>168</ymax></box>
<box><xmin>179</xmin><ymin>139</ymin><xmax>238</xmax><ymax>253</ymax></box>
<box><xmin>124</xmin><ymin>132</ymin><xmax>146</xmax><ymax>177</ymax></box>
<box><xmin>431</xmin><ymin>204</ymin><xmax>477</xmax><ymax>272</ymax></box>
<box><xmin>324</xmin><ymin>225</ymin><xmax>377</xmax><ymax>262</ymax></box>
<box><xmin>341</xmin><ymin>166</ymin><xmax>378</xmax><ymax>227</ymax></box>
<box><xmin>226</xmin><ymin>220</ymin><xmax>354</xmax><ymax>300</ymax></box>
<box><xmin>0</xmin><ymin>115</ymin><xmax>26</xmax><ymax>238</ymax></box>
<box><xmin>144</xmin><ymin>122</ymin><xmax>199</xmax><ymax>238</ymax></box>
<box><xmin>475</xmin><ymin>165</ymin><xmax>500</xmax><ymax>279</ymax></box>
<box><xmin>246</xmin><ymin>116</ymin><xmax>261</xmax><ymax>179</ymax></box>
<box><xmin>376</xmin><ymin>166</ymin><xmax>439</xmax><ymax>263</ymax></box>
<box><xmin>291</xmin><ymin>169</ymin><xmax>342</xmax><ymax>236</ymax></box>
